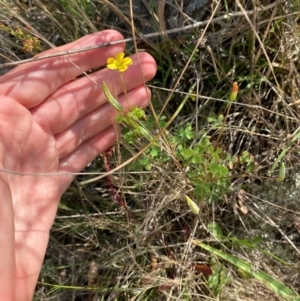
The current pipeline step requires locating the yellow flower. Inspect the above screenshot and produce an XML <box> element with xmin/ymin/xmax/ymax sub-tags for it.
<box><xmin>106</xmin><ymin>52</ymin><xmax>133</xmax><ymax>72</ymax></box>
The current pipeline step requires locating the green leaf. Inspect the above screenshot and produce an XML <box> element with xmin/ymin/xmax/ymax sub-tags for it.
<box><xmin>208</xmin><ymin>257</ymin><xmax>228</xmax><ymax>296</ymax></box>
<box><xmin>246</xmin><ymin>162</ymin><xmax>257</xmax><ymax>172</ymax></box>
<box><xmin>150</xmin><ymin>146</ymin><xmax>159</xmax><ymax>157</ymax></box>
<box><xmin>187</xmin><ymin>170</ymin><xmax>196</xmax><ymax>178</ymax></box>
<box><xmin>102</xmin><ymin>82</ymin><xmax>124</xmax><ymax>112</ymax></box>
<box><xmin>131</xmin><ymin>107</ymin><xmax>145</xmax><ymax>119</ymax></box>
<box><xmin>115</xmin><ymin>115</ymin><xmax>124</xmax><ymax>123</ymax></box>
<box><xmin>278</xmin><ymin>162</ymin><xmax>286</xmax><ymax>181</ymax></box>
<box><xmin>240</xmin><ymin>150</ymin><xmax>251</xmax><ymax>164</ymax></box>
<box><xmin>182</xmin><ymin>149</ymin><xmax>194</xmax><ymax>159</ymax></box>
<box><xmin>209</xmin><ymin>192</ymin><xmax>220</xmax><ymax>202</ymax></box>
<box><xmin>219</xmin><ymin>165</ymin><xmax>229</xmax><ymax>176</ymax></box>
<box><xmin>270</xmin><ymin>128</ymin><xmax>300</xmax><ymax>174</ymax></box>
<box><xmin>207</xmin><ymin>222</ymin><xmax>223</xmax><ymax>238</ymax></box>
<box><xmin>141</xmin><ymin>156</ymin><xmax>151</xmax><ymax>170</ymax></box>
<box><xmin>209</xmin><ymin>162</ymin><xmax>220</xmax><ymax>174</ymax></box>
<box><xmin>191</xmin><ymin>153</ymin><xmax>201</xmax><ymax>164</ymax></box>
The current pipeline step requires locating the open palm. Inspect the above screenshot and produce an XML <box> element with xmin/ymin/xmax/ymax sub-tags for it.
<box><xmin>0</xmin><ymin>30</ymin><xmax>156</xmax><ymax>301</ymax></box>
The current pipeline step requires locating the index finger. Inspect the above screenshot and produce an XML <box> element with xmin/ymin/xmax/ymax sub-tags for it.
<box><xmin>0</xmin><ymin>30</ymin><xmax>125</xmax><ymax>108</ymax></box>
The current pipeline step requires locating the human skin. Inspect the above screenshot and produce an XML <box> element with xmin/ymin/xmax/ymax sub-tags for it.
<box><xmin>0</xmin><ymin>30</ymin><xmax>156</xmax><ymax>301</ymax></box>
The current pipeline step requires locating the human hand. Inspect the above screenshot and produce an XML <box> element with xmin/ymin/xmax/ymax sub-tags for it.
<box><xmin>0</xmin><ymin>30</ymin><xmax>156</xmax><ymax>301</ymax></box>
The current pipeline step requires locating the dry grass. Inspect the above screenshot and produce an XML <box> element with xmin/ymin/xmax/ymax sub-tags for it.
<box><xmin>1</xmin><ymin>0</ymin><xmax>300</xmax><ymax>300</ymax></box>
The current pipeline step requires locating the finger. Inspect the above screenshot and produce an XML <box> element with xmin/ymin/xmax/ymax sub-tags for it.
<box><xmin>0</xmin><ymin>174</ymin><xmax>15</xmax><ymax>300</ymax></box>
<box><xmin>31</xmin><ymin>52</ymin><xmax>156</xmax><ymax>135</ymax></box>
<box><xmin>55</xmin><ymin>85</ymin><xmax>150</xmax><ymax>159</ymax></box>
<box><xmin>0</xmin><ymin>30</ymin><xmax>125</xmax><ymax>108</ymax></box>
<box><xmin>58</xmin><ymin>125</ymin><xmax>119</xmax><ymax>193</ymax></box>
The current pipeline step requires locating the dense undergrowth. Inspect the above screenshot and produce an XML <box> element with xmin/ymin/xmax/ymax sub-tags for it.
<box><xmin>1</xmin><ymin>0</ymin><xmax>300</xmax><ymax>300</ymax></box>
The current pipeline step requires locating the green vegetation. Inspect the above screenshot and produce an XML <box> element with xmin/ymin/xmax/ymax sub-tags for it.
<box><xmin>1</xmin><ymin>0</ymin><xmax>300</xmax><ymax>300</ymax></box>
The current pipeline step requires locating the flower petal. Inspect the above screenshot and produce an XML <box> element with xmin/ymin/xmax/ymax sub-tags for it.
<box><xmin>106</xmin><ymin>58</ymin><xmax>118</xmax><ymax>70</ymax></box>
<box><xmin>123</xmin><ymin>57</ymin><xmax>133</xmax><ymax>66</ymax></box>
<box><xmin>107</xmin><ymin>58</ymin><xmax>116</xmax><ymax>64</ymax></box>
<box><xmin>115</xmin><ymin>52</ymin><xmax>125</xmax><ymax>62</ymax></box>
<box><xmin>118</xmin><ymin>65</ymin><xmax>128</xmax><ymax>72</ymax></box>
<box><xmin>107</xmin><ymin>63</ymin><xmax>118</xmax><ymax>70</ymax></box>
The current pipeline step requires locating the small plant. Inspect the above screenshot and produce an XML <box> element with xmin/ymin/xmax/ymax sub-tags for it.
<box><xmin>105</xmin><ymin>71</ymin><xmax>234</xmax><ymax>202</ymax></box>
<box><xmin>239</xmin><ymin>150</ymin><xmax>257</xmax><ymax>173</ymax></box>
<box><xmin>104</xmin><ymin>52</ymin><xmax>153</xmax><ymax>141</ymax></box>
<box><xmin>0</xmin><ymin>23</ymin><xmax>41</xmax><ymax>53</ymax></box>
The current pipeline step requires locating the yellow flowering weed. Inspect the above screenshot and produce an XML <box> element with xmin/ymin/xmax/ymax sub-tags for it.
<box><xmin>106</xmin><ymin>52</ymin><xmax>133</xmax><ymax>72</ymax></box>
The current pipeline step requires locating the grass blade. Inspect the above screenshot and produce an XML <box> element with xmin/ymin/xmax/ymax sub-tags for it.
<box><xmin>192</xmin><ymin>240</ymin><xmax>300</xmax><ymax>301</ymax></box>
